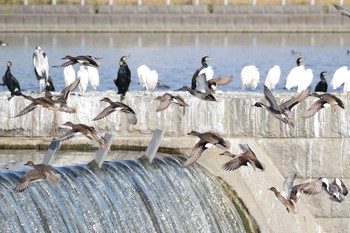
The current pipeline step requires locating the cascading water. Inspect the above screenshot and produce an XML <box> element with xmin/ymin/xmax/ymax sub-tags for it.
<box><xmin>0</xmin><ymin>156</ymin><xmax>246</xmax><ymax>233</ymax></box>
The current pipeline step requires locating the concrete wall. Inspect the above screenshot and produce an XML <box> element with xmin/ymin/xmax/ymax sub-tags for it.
<box><xmin>1</xmin><ymin>90</ymin><xmax>349</xmax><ymax>232</ymax></box>
<box><xmin>0</xmin><ymin>4</ymin><xmax>349</xmax><ymax>32</ymax></box>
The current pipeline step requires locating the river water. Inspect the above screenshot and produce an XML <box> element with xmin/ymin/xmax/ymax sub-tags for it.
<box><xmin>0</xmin><ymin>32</ymin><xmax>349</xmax><ymax>93</ymax></box>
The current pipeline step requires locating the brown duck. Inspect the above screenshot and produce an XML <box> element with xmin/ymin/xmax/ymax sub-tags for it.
<box><xmin>220</xmin><ymin>144</ymin><xmax>264</xmax><ymax>171</ymax></box>
<box><xmin>55</xmin><ymin>121</ymin><xmax>109</xmax><ymax>150</ymax></box>
<box><xmin>269</xmin><ymin>174</ymin><xmax>298</xmax><ymax>214</ymax></box>
<box><xmin>183</xmin><ymin>131</ymin><xmax>230</xmax><ymax>168</ymax></box>
<box><xmin>93</xmin><ymin>97</ymin><xmax>137</xmax><ymax>125</ymax></box>
<box><xmin>254</xmin><ymin>85</ymin><xmax>310</xmax><ymax>127</ymax></box>
<box><xmin>303</xmin><ymin>93</ymin><xmax>344</xmax><ymax>118</ymax></box>
<box><xmin>155</xmin><ymin>93</ymin><xmax>189</xmax><ymax>112</ymax></box>
<box><xmin>14</xmin><ymin>161</ymin><xmax>61</xmax><ymax>192</ymax></box>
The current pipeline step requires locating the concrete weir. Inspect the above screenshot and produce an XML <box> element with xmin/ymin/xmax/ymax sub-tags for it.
<box><xmin>1</xmin><ymin>91</ymin><xmax>350</xmax><ymax>232</ymax></box>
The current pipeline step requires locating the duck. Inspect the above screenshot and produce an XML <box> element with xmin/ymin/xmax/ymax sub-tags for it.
<box><xmin>220</xmin><ymin>144</ymin><xmax>264</xmax><ymax>171</ymax></box>
<box><xmin>191</xmin><ymin>56</ymin><xmax>211</xmax><ymax>90</ymax></box>
<box><xmin>241</xmin><ymin>65</ymin><xmax>260</xmax><ymax>90</ymax></box>
<box><xmin>285</xmin><ymin>57</ymin><xmax>305</xmax><ymax>91</ymax></box>
<box><xmin>1</xmin><ymin>61</ymin><xmax>21</xmax><ymax>100</ymax></box>
<box><xmin>114</xmin><ymin>55</ymin><xmax>131</xmax><ymax>101</ymax></box>
<box><xmin>77</xmin><ymin>65</ymin><xmax>89</xmax><ymax>94</ymax></box>
<box><xmin>297</xmin><ymin>68</ymin><xmax>313</xmax><ymax>93</ymax></box>
<box><xmin>254</xmin><ymin>85</ymin><xmax>310</xmax><ymax>127</ymax></box>
<box><xmin>63</xmin><ymin>65</ymin><xmax>76</xmax><ymax>87</ymax></box>
<box><xmin>334</xmin><ymin>4</ymin><xmax>350</xmax><ymax>18</ymax></box>
<box><xmin>14</xmin><ymin>93</ymin><xmax>76</xmax><ymax>118</ymax></box>
<box><xmin>291</xmin><ymin>50</ymin><xmax>301</xmax><ymax>56</ymax></box>
<box><xmin>93</xmin><ymin>97</ymin><xmax>137</xmax><ymax>125</ymax></box>
<box><xmin>15</xmin><ymin>81</ymin><xmax>79</xmax><ymax>117</ymax></box>
<box><xmin>0</xmin><ymin>40</ymin><xmax>7</xmax><ymax>46</ymax></box>
<box><xmin>206</xmin><ymin>75</ymin><xmax>233</xmax><ymax>93</ymax></box>
<box><xmin>314</xmin><ymin>71</ymin><xmax>328</xmax><ymax>92</ymax></box>
<box><xmin>87</xmin><ymin>66</ymin><xmax>99</xmax><ymax>90</ymax></box>
<box><xmin>55</xmin><ymin>121</ymin><xmax>109</xmax><ymax>150</ymax></box>
<box><xmin>331</xmin><ymin>66</ymin><xmax>350</xmax><ymax>92</ymax></box>
<box><xmin>302</xmin><ymin>93</ymin><xmax>344</xmax><ymax>118</ymax></box>
<box><xmin>291</xmin><ymin>177</ymin><xmax>348</xmax><ymax>203</ymax></box>
<box><xmin>59</xmin><ymin>55</ymin><xmax>100</xmax><ymax>67</ymax></box>
<box><xmin>14</xmin><ymin>161</ymin><xmax>61</xmax><ymax>192</ymax></box>
<box><xmin>183</xmin><ymin>131</ymin><xmax>230</xmax><ymax>168</ymax></box>
<box><xmin>33</xmin><ymin>46</ymin><xmax>55</xmax><ymax>92</ymax></box>
<box><xmin>155</xmin><ymin>93</ymin><xmax>189</xmax><ymax>112</ymax></box>
<box><xmin>268</xmin><ymin>174</ymin><xmax>298</xmax><ymax>214</ymax></box>
<box><xmin>137</xmin><ymin>65</ymin><xmax>158</xmax><ymax>94</ymax></box>
<box><xmin>264</xmin><ymin>65</ymin><xmax>281</xmax><ymax>90</ymax></box>
<box><xmin>180</xmin><ymin>86</ymin><xmax>216</xmax><ymax>101</ymax></box>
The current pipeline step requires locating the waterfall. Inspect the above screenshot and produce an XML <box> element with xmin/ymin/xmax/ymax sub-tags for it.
<box><xmin>0</xmin><ymin>156</ymin><xmax>246</xmax><ymax>233</ymax></box>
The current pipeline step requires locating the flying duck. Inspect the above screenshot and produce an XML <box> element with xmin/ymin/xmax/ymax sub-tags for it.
<box><xmin>55</xmin><ymin>121</ymin><xmax>109</xmax><ymax>150</ymax></box>
<box><xmin>15</xmin><ymin>80</ymin><xmax>79</xmax><ymax>117</ymax></box>
<box><xmin>302</xmin><ymin>93</ymin><xmax>344</xmax><ymax>118</ymax></box>
<box><xmin>114</xmin><ymin>55</ymin><xmax>131</xmax><ymax>101</ymax></box>
<box><xmin>183</xmin><ymin>131</ymin><xmax>230</xmax><ymax>168</ymax></box>
<box><xmin>93</xmin><ymin>97</ymin><xmax>137</xmax><ymax>125</ymax></box>
<box><xmin>254</xmin><ymin>85</ymin><xmax>310</xmax><ymax>127</ymax></box>
<box><xmin>137</xmin><ymin>65</ymin><xmax>159</xmax><ymax>94</ymax></box>
<box><xmin>220</xmin><ymin>144</ymin><xmax>264</xmax><ymax>171</ymax></box>
<box><xmin>314</xmin><ymin>71</ymin><xmax>328</xmax><ymax>92</ymax></box>
<box><xmin>155</xmin><ymin>93</ymin><xmax>189</xmax><ymax>112</ymax></box>
<box><xmin>291</xmin><ymin>177</ymin><xmax>348</xmax><ymax>203</ymax></box>
<box><xmin>268</xmin><ymin>174</ymin><xmax>298</xmax><ymax>214</ymax></box>
<box><xmin>14</xmin><ymin>161</ymin><xmax>61</xmax><ymax>192</ymax></box>
<box><xmin>33</xmin><ymin>46</ymin><xmax>55</xmax><ymax>92</ymax></box>
<box><xmin>59</xmin><ymin>55</ymin><xmax>100</xmax><ymax>68</ymax></box>
<box><xmin>1</xmin><ymin>61</ymin><xmax>21</xmax><ymax>100</ymax></box>
<box><xmin>180</xmin><ymin>86</ymin><xmax>216</xmax><ymax>101</ymax></box>
<box><xmin>191</xmin><ymin>56</ymin><xmax>211</xmax><ymax>90</ymax></box>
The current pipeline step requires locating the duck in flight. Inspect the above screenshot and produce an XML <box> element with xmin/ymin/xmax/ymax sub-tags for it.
<box><xmin>254</xmin><ymin>85</ymin><xmax>310</xmax><ymax>127</ymax></box>
<box><xmin>14</xmin><ymin>161</ymin><xmax>61</xmax><ymax>192</ymax></box>
<box><xmin>303</xmin><ymin>93</ymin><xmax>344</xmax><ymax>118</ymax></box>
<box><xmin>54</xmin><ymin>121</ymin><xmax>109</xmax><ymax>150</ymax></box>
<box><xmin>93</xmin><ymin>97</ymin><xmax>137</xmax><ymax>125</ymax></box>
<box><xmin>155</xmin><ymin>93</ymin><xmax>189</xmax><ymax>112</ymax></box>
<box><xmin>56</xmin><ymin>55</ymin><xmax>100</xmax><ymax>68</ymax></box>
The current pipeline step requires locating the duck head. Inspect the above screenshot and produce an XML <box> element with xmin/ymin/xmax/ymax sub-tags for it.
<box><xmin>62</xmin><ymin>121</ymin><xmax>74</xmax><ymax>127</ymax></box>
<box><xmin>25</xmin><ymin>161</ymin><xmax>35</xmax><ymax>166</ymax></box>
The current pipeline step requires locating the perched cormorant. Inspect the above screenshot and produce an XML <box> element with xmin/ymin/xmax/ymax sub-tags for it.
<box><xmin>2</xmin><ymin>61</ymin><xmax>21</xmax><ymax>100</ymax></box>
<box><xmin>191</xmin><ymin>56</ymin><xmax>211</xmax><ymax>90</ymax></box>
<box><xmin>314</xmin><ymin>71</ymin><xmax>328</xmax><ymax>92</ymax></box>
<box><xmin>114</xmin><ymin>55</ymin><xmax>131</xmax><ymax>101</ymax></box>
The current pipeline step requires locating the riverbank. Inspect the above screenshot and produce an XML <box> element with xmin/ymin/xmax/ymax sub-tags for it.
<box><xmin>0</xmin><ymin>4</ymin><xmax>349</xmax><ymax>32</ymax></box>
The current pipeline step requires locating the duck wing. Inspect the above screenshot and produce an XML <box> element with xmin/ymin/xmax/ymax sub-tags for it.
<box><xmin>290</xmin><ymin>178</ymin><xmax>323</xmax><ymax>203</ymax></box>
<box><xmin>241</xmin><ymin>144</ymin><xmax>264</xmax><ymax>171</ymax></box>
<box><xmin>302</xmin><ymin>99</ymin><xmax>325</xmax><ymax>118</ymax></box>
<box><xmin>222</xmin><ymin>155</ymin><xmax>246</xmax><ymax>171</ymax></box>
<box><xmin>55</xmin><ymin>129</ymin><xmax>78</xmax><ymax>141</ymax></box>
<box><xmin>156</xmin><ymin>94</ymin><xmax>172</xmax><ymax>112</ymax></box>
<box><xmin>14</xmin><ymin>169</ymin><xmax>46</xmax><ymax>192</ymax></box>
<box><xmin>183</xmin><ymin>140</ymin><xmax>209</xmax><ymax>168</ymax></box>
<box><xmin>60</xmin><ymin>78</ymin><xmax>80</xmax><ymax>101</ymax></box>
<box><xmin>281</xmin><ymin>174</ymin><xmax>296</xmax><ymax>200</ymax></box>
<box><xmin>280</xmin><ymin>87</ymin><xmax>311</xmax><ymax>111</ymax></box>
<box><xmin>334</xmin><ymin>4</ymin><xmax>350</xmax><ymax>17</ymax></box>
<box><xmin>93</xmin><ymin>106</ymin><xmax>116</xmax><ymax>121</ymax></box>
<box><xmin>263</xmin><ymin>85</ymin><xmax>280</xmax><ymax>111</ymax></box>
<box><xmin>14</xmin><ymin>103</ymin><xmax>37</xmax><ymax>117</ymax></box>
<box><xmin>173</xmin><ymin>95</ymin><xmax>189</xmax><ymax>107</ymax></box>
<box><xmin>211</xmin><ymin>76</ymin><xmax>233</xmax><ymax>86</ymax></box>
<box><xmin>195</xmin><ymin>73</ymin><xmax>209</xmax><ymax>93</ymax></box>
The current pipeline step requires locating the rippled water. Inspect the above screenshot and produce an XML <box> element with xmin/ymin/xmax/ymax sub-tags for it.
<box><xmin>0</xmin><ymin>32</ymin><xmax>349</xmax><ymax>93</ymax></box>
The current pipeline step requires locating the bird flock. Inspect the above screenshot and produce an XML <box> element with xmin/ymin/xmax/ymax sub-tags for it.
<box><xmin>0</xmin><ymin>46</ymin><xmax>347</xmax><ymax>216</ymax></box>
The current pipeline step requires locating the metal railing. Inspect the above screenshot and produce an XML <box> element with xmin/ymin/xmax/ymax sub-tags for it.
<box><xmin>17</xmin><ymin>0</ymin><xmax>347</xmax><ymax>6</ymax></box>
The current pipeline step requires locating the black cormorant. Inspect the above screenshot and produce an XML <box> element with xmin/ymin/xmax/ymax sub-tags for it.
<box><xmin>2</xmin><ymin>61</ymin><xmax>21</xmax><ymax>100</ymax></box>
<box><xmin>314</xmin><ymin>71</ymin><xmax>328</xmax><ymax>92</ymax></box>
<box><xmin>114</xmin><ymin>55</ymin><xmax>131</xmax><ymax>101</ymax></box>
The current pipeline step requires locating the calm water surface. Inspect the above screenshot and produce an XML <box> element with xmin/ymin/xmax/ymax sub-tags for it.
<box><xmin>0</xmin><ymin>32</ymin><xmax>350</xmax><ymax>93</ymax></box>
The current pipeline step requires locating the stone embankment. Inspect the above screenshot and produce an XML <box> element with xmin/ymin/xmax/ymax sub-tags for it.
<box><xmin>0</xmin><ymin>4</ymin><xmax>349</xmax><ymax>32</ymax></box>
<box><xmin>1</xmin><ymin>90</ymin><xmax>349</xmax><ymax>232</ymax></box>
